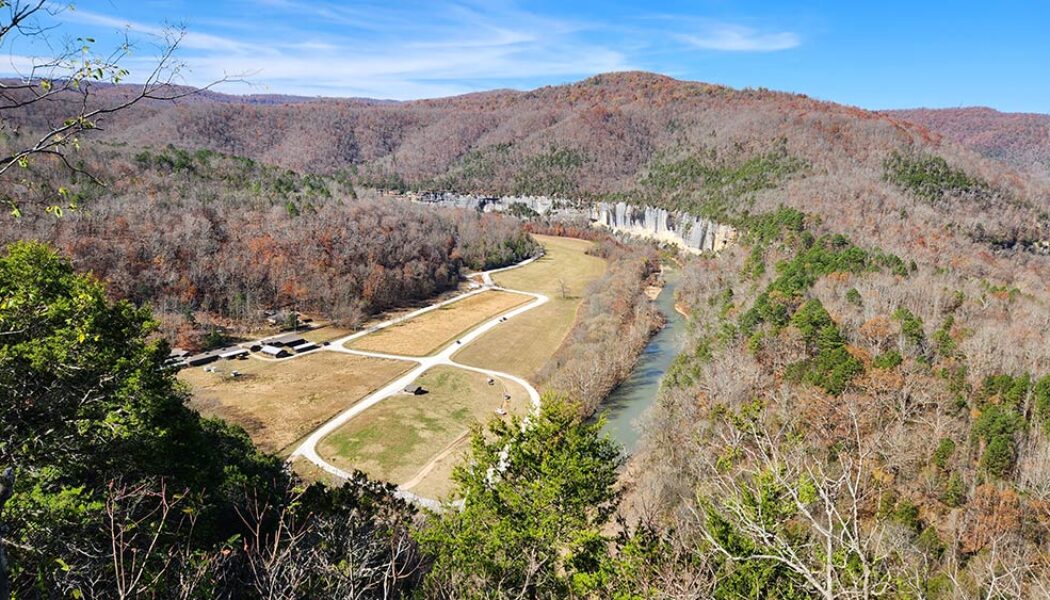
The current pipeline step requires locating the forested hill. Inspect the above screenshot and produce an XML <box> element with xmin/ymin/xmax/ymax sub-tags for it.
<box><xmin>11</xmin><ymin>72</ymin><xmax>1048</xmax><ymax>286</ymax></box>
<box><xmin>886</xmin><ymin>107</ymin><xmax>1050</xmax><ymax>179</ymax></box>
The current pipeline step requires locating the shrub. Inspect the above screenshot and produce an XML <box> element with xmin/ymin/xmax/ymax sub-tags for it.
<box><xmin>873</xmin><ymin>350</ymin><xmax>903</xmax><ymax>370</ymax></box>
<box><xmin>932</xmin><ymin>438</ymin><xmax>956</xmax><ymax>469</ymax></box>
<box><xmin>942</xmin><ymin>473</ymin><xmax>966</xmax><ymax>507</ymax></box>
<box><xmin>971</xmin><ymin>405</ymin><xmax>1022</xmax><ymax>478</ymax></box>
<box><xmin>845</xmin><ymin>287</ymin><xmax>862</xmax><ymax>306</ymax></box>
<box><xmin>892</xmin><ymin>307</ymin><xmax>926</xmax><ymax>354</ymax></box>
<box><xmin>981</xmin><ymin>435</ymin><xmax>1016</xmax><ymax>478</ymax></box>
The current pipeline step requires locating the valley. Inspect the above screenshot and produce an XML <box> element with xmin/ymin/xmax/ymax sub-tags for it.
<box><xmin>177</xmin><ymin>233</ymin><xmax>623</xmax><ymax>502</ymax></box>
<box><xmin>4</xmin><ymin>6</ymin><xmax>1050</xmax><ymax>592</ymax></box>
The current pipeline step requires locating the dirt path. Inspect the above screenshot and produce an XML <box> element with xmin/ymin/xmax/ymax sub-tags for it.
<box><xmin>399</xmin><ymin>430</ymin><xmax>470</xmax><ymax>491</ymax></box>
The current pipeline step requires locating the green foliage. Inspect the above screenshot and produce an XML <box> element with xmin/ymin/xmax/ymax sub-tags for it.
<box><xmin>740</xmin><ymin>234</ymin><xmax>904</xmax><ymax>335</ymax></box>
<box><xmin>202</xmin><ymin>327</ymin><xmax>229</xmax><ymax>350</ymax></box>
<box><xmin>971</xmin><ymin>405</ymin><xmax>1023</xmax><ymax>478</ymax></box>
<box><xmin>971</xmin><ymin>405</ymin><xmax>1024</xmax><ymax>441</ymax></box>
<box><xmin>1035</xmin><ymin>376</ymin><xmax>1050</xmax><ymax>433</ymax></box>
<box><xmin>942</xmin><ymin>364</ymin><xmax>971</xmax><ymax>411</ymax></box>
<box><xmin>134</xmin><ymin>144</ymin><xmax>339</xmax><ymax>202</ymax></box>
<box><xmin>639</xmin><ymin>145</ymin><xmax>807</xmax><ymax>224</ymax></box>
<box><xmin>942</xmin><ymin>473</ymin><xmax>966</xmax><ymax>507</ymax></box>
<box><xmin>417</xmin><ymin>395</ymin><xmax>623</xmax><ymax>598</ymax></box>
<box><xmin>845</xmin><ymin>287</ymin><xmax>863</xmax><ymax>307</ymax></box>
<box><xmin>738</xmin><ymin>206</ymin><xmax>807</xmax><ymax>246</ymax></box>
<box><xmin>892</xmin><ymin>499</ymin><xmax>921</xmax><ymax>533</ymax></box>
<box><xmin>916</xmin><ymin>527</ymin><xmax>944</xmax><ymax>558</ymax></box>
<box><xmin>789</xmin><ymin>299</ymin><xmax>835</xmax><ymax>349</ymax></box>
<box><xmin>512</xmin><ymin>146</ymin><xmax>587</xmax><ymax>196</ymax></box>
<box><xmin>783</xmin><ymin>299</ymin><xmax>863</xmax><ymax>396</ymax></box>
<box><xmin>932</xmin><ymin>316</ymin><xmax>957</xmax><ymax>358</ymax></box>
<box><xmin>0</xmin><ymin>242</ymin><xmax>285</xmax><ymax>592</ymax></box>
<box><xmin>884</xmin><ymin>151</ymin><xmax>1008</xmax><ymax>208</ymax></box>
<box><xmin>978</xmin><ymin>373</ymin><xmax>1031</xmax><ymax>408</ymax></box>
<box><xmin>892</xmin><ymin>307</ymin><xmax>926</xmax><ymax>357</ymax></box>
<box><xmin>702</xmin><ymin>470</ymin><xmax>813</xmax><ymax>599</ymax></box>
<box><xmin>665</xmin><ymin>337</ymin><xmax>713</xmax><ymax>389</ymax></box>
<box><xmin>981</xmin><ymin>435</ymin><xmax>1016</xmax><ymax>478</ymax></box>
<box><xmin>741</xmin><ymin>244</ymin><xmax>766</xmax><ymax>279</ymax></box>
<box><xmin>873</xmin><ymin>350</ymin><xmax>903</xmax><ymax>370</ymax></box>
<box><xmin>506</xmin><ymin>201</ymin><xmax>540</xmax><ymax>220</ymax></box>
<box><xmin>932</xmin><ymin>438</ymin><xmax>956</xmax><ymax>469</ymax></box>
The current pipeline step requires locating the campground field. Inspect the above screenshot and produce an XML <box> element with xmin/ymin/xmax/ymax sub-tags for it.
<box><xmin>316</xmin><ymin>366</ymin><xmax>529</xmax><ymax>498</ymax></box>
<box><xmin>454</xmin><ymin>235</ymin><xmax>606</xmax><ymax>381</ymax></box>
<box><xmin>180</xmin><ymin>234</ymin><xmax>606</xmax><ymax>500</ymax></box>
<box><xmin>346</xmin><ymin>289</ymin><xmax>531</xmax><ymax>356</ymax></box>
<box><xmin>181</xmin><ymin>352</ymin><xmax>413</xmax><ymax>454</ymax></box>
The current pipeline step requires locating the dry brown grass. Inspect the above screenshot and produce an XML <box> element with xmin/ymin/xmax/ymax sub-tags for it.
<box><xmin>301</xmin><ymin>325</ymin><xmax>354</xmax><ymax>344</ymax></box>
<box><xmin>454</xmin><ymin>235</ymin><xmax>607</xmax><ymax>381</ymax></box>
<box><xmin>180</xmin><ymin>352</ymin><xmax>413</xmax><ymax>454</ymax></box>
<box><xmin>405</xmin><ymin>437</ymin><xmax>472</xmax><ymax>500</ymax></box>
<box><xmin>347</xmin><ymin>290</ymin><xmax>530</xmax><ymax>356</ymax></box>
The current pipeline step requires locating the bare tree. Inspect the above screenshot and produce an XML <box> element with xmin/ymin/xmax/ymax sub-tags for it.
<box><xmin>0</xmin><ymin>1</ymin><xmax>231</xmax><ymax>216</ymax></box>
<box><xmin>694</xmin><ymin>406</ymin><xmax>899</xmax><ymax>599</ymax></box>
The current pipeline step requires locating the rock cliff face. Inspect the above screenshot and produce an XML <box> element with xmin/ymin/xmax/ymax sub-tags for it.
<box><xmin>415</xmin><ymin>192</ymin><xmax>567</xmax><ymax>216</ymax></box>
<box><xmin>413</xmin><ymin>192</ymin><xmax>737</xmax><ymax>254</ymax></box>
<box><xmin>590</xmin><ymin>202</ymin><xmax>737</xmax><ymax>254</ymax></box>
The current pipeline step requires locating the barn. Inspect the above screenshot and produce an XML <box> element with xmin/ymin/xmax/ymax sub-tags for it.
<box><xmin>260</xmin><ymin>345</ymin><xmax>289</xmax><ymax>358</ymax></box>
<box><xmin>262</xmin><ymin>333</ymin><xmax>307</xmax><ymax>347</ymax></box>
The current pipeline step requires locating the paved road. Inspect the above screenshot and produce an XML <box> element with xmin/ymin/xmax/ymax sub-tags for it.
<box><xmin>287</xmin><ymin>256</ymin><xmax>548</xmax><ymax>509</ymax></box>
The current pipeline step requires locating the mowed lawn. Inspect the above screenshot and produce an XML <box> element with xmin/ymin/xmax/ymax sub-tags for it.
<box><xmin>454</xmin><ymin>235</ymin><xmax>607</xmax><ymax>381</ymax></box>
<box><xmin>317</xmin><ymin>366</ymin><xmax>529</xmax><ymax>489</ymax></box>
<box><xmin>347</xmin><ymin>290</ymin><xmax>530</xmax><ymax>356</ymax></box>
<box><xmin>181</xmin><ymin>352</ymin><xmax>413</xmax><ymax>454</ymax></box>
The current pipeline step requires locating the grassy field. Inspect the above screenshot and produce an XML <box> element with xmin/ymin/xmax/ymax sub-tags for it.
<box><xmin>301</xmin><ymin>324</ymin><xmax>354</xmax><ymax>344</ymax></box>
<box><xmin>454</xmin><ymin>235</ymin><xmax>607</xmax><ymax>381</ymax></box>
<box><xmin>180</xmin><ymin>352</ymin><xmax>413</xmax><ymax>454</ymax></box>
<box><xmin>317</xmin><ymin>366</ymin><xmax>529</xmax><ymax>492</ymax></box>
<box><xmin>347</xmin><ymin>290</ymin><xmax>530</xmax><ymax>356</ymax></box>
<box><xmin>405</xmin><ymin>436</ymin><xmax>472</xmax><ymax>499</ymax></box>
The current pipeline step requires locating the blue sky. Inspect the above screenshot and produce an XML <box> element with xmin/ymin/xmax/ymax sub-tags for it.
<box><xmin>3</xmin><ymin>1</ymin><xmax>1048</xmax><ymax>112</ymax></box>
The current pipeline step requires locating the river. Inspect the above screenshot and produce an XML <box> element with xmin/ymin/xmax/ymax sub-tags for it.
<box><xmin>598</xmin><ymin>269</ymin><xmax>686</xmax><ymax>454</ymax></box>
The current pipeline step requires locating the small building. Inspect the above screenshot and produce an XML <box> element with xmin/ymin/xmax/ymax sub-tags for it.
<box><xmin>403</xmin><ymin>385</ymin><xmax>428</xmax><ymax>395</ymax></box>
<box><xmin>290</xmin><ymin>341</ymin><xmax>319</xmax><ymax>353</ymax></box>
<box><xmin>259</xmin><ymin>345</ymin><xmax>289</xmax><ymax>358</ymax></box>
<box><xmin>266</xmin><ymin>309</ymin><xmax>298</xmax><ymax>326</ymax></box>
<box><xmin>186</xmin><ymin>353</ymin><xmax>219</xmax><ymax>367</ymax></box>
<box><xmin>262</xmin><ymin>332</ymin><xmax>306</xmax><ymax>347</ymax></box>
<box><xmin>219</xmin><ymin>348</ymin><xmax>249</xmax><ymax>360</ymax></box>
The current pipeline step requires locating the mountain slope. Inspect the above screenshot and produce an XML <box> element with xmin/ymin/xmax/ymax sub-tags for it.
<box><xmin>887</xmin><ymin>107</ymin><xmax>1050</xmax><ymax>178</ymax></box>
<box><xmin>10</xmin><ymin>73</ymin><xmax>1046</xmax><ymax>260</ymax></box>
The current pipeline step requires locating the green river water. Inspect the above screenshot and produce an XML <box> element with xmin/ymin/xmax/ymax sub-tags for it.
<box><xmin>598</xmin><ymin>270</ymin><xmax>685</xmax><ymax>455</ymax></box>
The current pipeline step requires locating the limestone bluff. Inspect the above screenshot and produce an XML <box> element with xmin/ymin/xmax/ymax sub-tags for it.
<box><xmin>412</xmin><ymin>192</ymin><xmax>737</xmax><ymax>254</ymax></box>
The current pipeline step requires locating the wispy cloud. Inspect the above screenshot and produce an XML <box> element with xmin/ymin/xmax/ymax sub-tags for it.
<box><xmin>677</xmin><ymin>23</ymin><xmax>800</xmax><ymax>52</ymax></box>
<box><xmin>5</xmin><ymin>1</ymin><xmax>803</xmax><ymax>99</ymax></box>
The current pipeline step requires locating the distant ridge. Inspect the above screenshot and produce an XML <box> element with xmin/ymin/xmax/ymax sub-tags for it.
<box><xmin>886</xmin><ymin>106</ymin><xmax>1050</xmax><ymax>177</ymax></box>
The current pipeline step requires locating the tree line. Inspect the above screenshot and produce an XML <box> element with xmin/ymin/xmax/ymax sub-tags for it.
<box><xmin>0</xmin><ymin>146</ymin><xmax>539</xmax><ymax>350</ymax></box>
